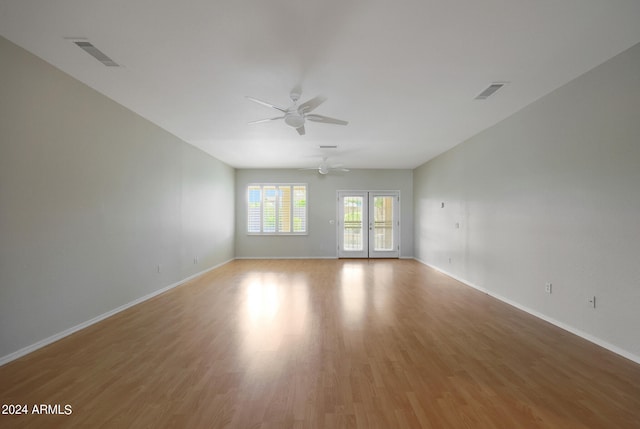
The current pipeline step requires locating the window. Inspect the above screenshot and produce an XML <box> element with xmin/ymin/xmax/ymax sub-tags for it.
<box><xmin>248</xmin><ymin>184</ymin><xmax>307</xmax><ymax>234</ymax></box>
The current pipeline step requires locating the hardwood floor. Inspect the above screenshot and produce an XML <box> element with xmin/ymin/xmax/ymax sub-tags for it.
<box><xmin>1</xmin><ymin>259</ymin><xmax>639</xmax><ymax>428</ymax></box>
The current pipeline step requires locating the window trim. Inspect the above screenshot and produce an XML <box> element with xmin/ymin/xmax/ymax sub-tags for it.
<box><xmin>247</xmin><ymin>183</ymin><xmax>308</xmax><ymax>236</ymax></box>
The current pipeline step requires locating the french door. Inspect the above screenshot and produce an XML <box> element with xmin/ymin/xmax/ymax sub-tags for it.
<box><xmin>337</xmin><ymin>191</ymin><xmax>400</xmax><ymax>258</ymax></box>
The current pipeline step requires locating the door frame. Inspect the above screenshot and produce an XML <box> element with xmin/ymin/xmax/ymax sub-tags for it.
<box><xmin>337</xmin><ymin>190</ymin><xmax>400</xmax><ymax>258</ymax></box>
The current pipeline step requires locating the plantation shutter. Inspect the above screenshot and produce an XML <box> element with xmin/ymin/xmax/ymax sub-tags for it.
<box><xmin>278</xmin><ymin>186</ymin><xmax>292</xmax><ymax>233</ymax></box>
<box><xmin>248</xmin><ymin>186</ymin><xmax>261</xmax><ymax>233</ymax></box>
<box><xmin>293</xmin><ymin>185</ymin><xmax>307</xmax><ymax>233</ymax></box>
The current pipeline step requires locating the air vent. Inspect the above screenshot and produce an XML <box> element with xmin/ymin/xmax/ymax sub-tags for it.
<box><xmin>475</xmin><ymin>82</ymin><xmax>506</xmax><ymax>100</ymax></box>
<box><xmin>319</xmin><ymin>145</ymin><xmax>338</xmax><ymax>149</ymax></box>
<box><xmin>74</xmin><ymin>41</ymin><xmax>119</xmax><ymax>67</ymax></box>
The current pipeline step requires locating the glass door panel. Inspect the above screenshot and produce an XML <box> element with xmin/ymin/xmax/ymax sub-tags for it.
<box><xmin>373</xmin><ymin>196</ymin><xmax>394</xmax><ymax>251</ymax></box>
<box><xmin>343</xmin><ymin>196</ymin><xmax>364</xmax><ymax>251</ymax></box>
<box><xmin>338</xmin><ymin>191</ymin><xmax>368</xmax><ymax>258</ymax></box>
<box><xmin>368</xmin><ymin>192</ymin><xmax>399</xmax><ymax>258</ymax></box>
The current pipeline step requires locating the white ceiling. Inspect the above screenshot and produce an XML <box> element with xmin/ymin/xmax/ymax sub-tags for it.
<box><xmin>2</xmin><ymin>0</ymin><xmax>640</xmax><ymax>170</ymax></box>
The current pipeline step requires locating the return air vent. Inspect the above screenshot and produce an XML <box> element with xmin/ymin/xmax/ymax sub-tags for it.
<box><xmin>475</xmin><ymin>82</ymin><xmax>506</xmax><ymax>100</ymax></box>
<box><xmin>74</xmin><ymin>41</ymin><xmax>119</xmax><ymax>67</ymax></box>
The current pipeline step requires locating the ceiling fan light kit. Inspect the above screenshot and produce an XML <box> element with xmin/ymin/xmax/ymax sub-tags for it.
<box><xmin>284</xmin><ymin>114</ymin><xmax>305</xmax><ymax>129</ymax></box>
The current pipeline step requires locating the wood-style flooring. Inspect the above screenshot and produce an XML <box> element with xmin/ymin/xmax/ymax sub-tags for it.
<box><xmin>1</xmin><ymin>259</ymin><xmax>639</xmax><ymax>428</ymax></box>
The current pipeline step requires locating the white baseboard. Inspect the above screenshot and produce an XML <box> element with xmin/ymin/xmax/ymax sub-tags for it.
<box><xmin>234</xmin><ymin>256</ymin><xmax>338</xmax><ymax>260</ymax></box>
<box><xmin>414</xmin><ymin>258</ymin><xmax>640</xmax><ymax>365</ymax></box>
<box><xmin>236</xmin><ymin>256</ymin><xmax>412</xmax><ymax>260</ymax></box>
<box><xmin>0</xmin><ymin>258</ymin><xmax>234</xmax><ymax>367</ymax></box>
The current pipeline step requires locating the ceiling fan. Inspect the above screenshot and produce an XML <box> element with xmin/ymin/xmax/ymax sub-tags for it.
<box><xmin>246</xmin><ymin>87</ymin><xmax>348</xmax><ymax>135</ymax></box>
<box><xmin>300</xmin><ymin>157</ymin><xmax>350</xmax><ymax>175</ymax></box>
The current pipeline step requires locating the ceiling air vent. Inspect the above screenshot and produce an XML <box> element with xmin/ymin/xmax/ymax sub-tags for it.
<box><xmin>319</xmin><ymin>145</ymin><xmax>338</xmax><ymax>149</ymax></box>
<box><xmin>475</xmin><ymin>82</ymin><xmax>506</xmax><ymax>100</ymax></box>
<box><xmin>74</xmin><ymin>41</ymin><xmax>119</xmax><ymax>67</ymax></box>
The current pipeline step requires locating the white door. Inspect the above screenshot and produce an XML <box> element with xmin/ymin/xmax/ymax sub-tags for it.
<box><xmin>337</xmin><ymin>191</ymin><xmax>400</xmax><ymax>258</ymax></box>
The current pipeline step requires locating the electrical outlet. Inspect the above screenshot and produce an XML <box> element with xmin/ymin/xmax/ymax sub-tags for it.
<box><xmin>545</xmin><ymin>282</ymin><xmax>552</xmax><ymax>294</ymax></box>
<box><xmin>157</xmin><ymin>264</ymin><xmax>161</xmax><ymax>273</ymax></box>
<box><xmin>589</xmin><ymin>296</ymin><xmax>596</xmax><ymax>308</ymax></box>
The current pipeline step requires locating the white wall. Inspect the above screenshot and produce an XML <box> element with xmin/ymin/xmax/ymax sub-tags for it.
<box><xmin>0</xmin><ymin>37</ymin><xmax>236</xmax><ymax>361</ymax></box>
<box><xmin>414</xmin><ymin>42</ymin><xmax>640</xmax><ymax>362</ymax></box>
<box><xmin>236</xmin><ymin>169</ymin><xmax>413</xmax><ymax>258</ymax></box>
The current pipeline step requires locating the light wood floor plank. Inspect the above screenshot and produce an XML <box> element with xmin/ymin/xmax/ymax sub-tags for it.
<box><xmin>1</xmin><ymin>259</ymin><xmax>639</xmax><ymax>428</ymax></box>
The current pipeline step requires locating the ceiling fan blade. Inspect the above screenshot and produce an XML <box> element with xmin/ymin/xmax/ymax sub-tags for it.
<box><xmin>298</xmin><ymin>95</ymin><xmax>327</xmax><ymax>113</ymax></box>
<box><xmin>248</xmin><ymin>116</ymin><xmax>285</xmax><ymax>125</ymax></box>
<box><xmin>306</xmin><ymin>114</ymin><xmax>348</xmax><ymax>126</ymax></box>
<box><xmin>246</xmin><ymin>96</ymin><xmax>288</xmax><ymax>113</ymax></box>
<box><xmin>296</xmin><ymin>125</ymin><xmax>306</xmax><ymax>135</ymax></box>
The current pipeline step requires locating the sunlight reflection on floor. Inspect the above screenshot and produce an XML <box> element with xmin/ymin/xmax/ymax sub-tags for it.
<box><xmin>239</xmin><ymin>272</ymin><xmax>310</xmax><ymax>376</ymax></box>
<box><xmin>341</xmin><ymin>263</ymin><xmax>366</xmax><ymax>325</ymax></box>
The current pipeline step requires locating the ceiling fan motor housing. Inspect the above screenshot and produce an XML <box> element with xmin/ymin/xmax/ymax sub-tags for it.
<box><xmin>290</xmin><ymin>89</ymin><xmax>302</xmax><ymax>102</ymax></box>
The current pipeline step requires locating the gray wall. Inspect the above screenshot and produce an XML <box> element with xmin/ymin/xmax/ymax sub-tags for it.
<box><xmin>414</xmin><ymin>43</ymin><xmax>640</xmax><ymax>361</ymax></box>
<box><xmin>0</xmin><ymin>37</ymin><xmax>236</xmax><ymax>360</ymax></box>
<box><xmin>236</xmin><ymin>169</ymin><xmax>414</xmax><ymax>258</ymax></box>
